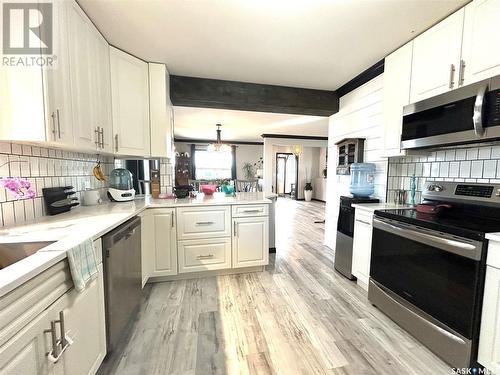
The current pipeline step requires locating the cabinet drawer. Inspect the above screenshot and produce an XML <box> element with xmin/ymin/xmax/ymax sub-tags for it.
<box><xmin>354</xmin><ymin>210</ymin><xmax>373</xmax><ymax>225</ymax></box>
<box><xmin>232</xmin><ymin>204</ymin><xmax>268</xmax><ymax>217</ymax></box>
<box><xmin>177</xmin><ymin>206</ymin><xmax>230</xmax><ymax>240</ymax></box>
<box><xmin>178</xmin><ymin>238</ymin><xmax>231</xmax><ymax>273</ymax></box>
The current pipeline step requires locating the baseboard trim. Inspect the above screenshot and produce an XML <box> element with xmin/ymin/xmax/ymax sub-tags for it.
<box><xmin>147</xmin><ymin>266</ymin><xmax>265</xmax><ymax>282</ymax></box>
<box><xmin>312</xmin><ymin>198</ymin><xmax>326</xmax><ymax>203</ymax></box>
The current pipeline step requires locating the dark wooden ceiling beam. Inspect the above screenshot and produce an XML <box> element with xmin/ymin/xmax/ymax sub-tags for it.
<box><xmin>170</xmin><ymin>76</ymin><xmax>339</xmax><ymax>117</ymax></box>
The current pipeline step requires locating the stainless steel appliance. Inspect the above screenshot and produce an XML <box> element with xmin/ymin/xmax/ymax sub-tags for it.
<box><xmin>401</xmin><ymin>75</ymin><xmax>500</xmax><ymax>150</ymax></box>
<box><xmin>102</xmin><ymin>216</ymin><xmax>142</xmax><ymax>353</ymax></box>
<box><xmin>370</xmin><ymin>181</ymin><xmax>500</xmax><ymax>368</ymax></box>
<box><xmin>334</xmin><ymin>196</ymin><xmax>379</xmax><ymax>279</ymax></box>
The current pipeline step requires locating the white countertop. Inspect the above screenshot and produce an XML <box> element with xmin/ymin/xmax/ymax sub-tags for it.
<box><xmin>351</xmin><ymin>203</ymin><xmax>414</xmax><ymax>212</ymax></box>
<box><xmin>486</xmin><ymin>233</ymin><xmax>500</xmax><ymax>242</ymax></box>
<box><xmin>0</xmin><ymin>192</ymin><xmax>270</xmax><ymax>297</ymax></box>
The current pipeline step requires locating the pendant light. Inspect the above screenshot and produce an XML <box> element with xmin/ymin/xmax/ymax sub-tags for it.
<box><xmin>207</xmin><ymin>124</ymin><xmax>232</xmax><ymax>153</ymax></box>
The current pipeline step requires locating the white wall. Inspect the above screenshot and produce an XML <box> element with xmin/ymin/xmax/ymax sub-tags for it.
<box><xmin>263</xmin><ymin>138</ymin><xmax>328</xmax><ymax>198</ymax></box>
<box><xmin>235</xmin><ymin>144</ymin><xmax>263</xmax><ymax>179</ymax></box>
<box><xmin>174</xmin><ymin>142</ymin><xmax>263</xmax><ymax>180</ymax></box>
<box><xmin>324</xmin><ymin>75</ymin><xmax>387</xmax><ymax>249</ymax></box>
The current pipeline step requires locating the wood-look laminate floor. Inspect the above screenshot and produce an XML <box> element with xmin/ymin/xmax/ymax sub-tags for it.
<box><xmin>99</xmin><ymin>198</ymin><xmax>451</xmax><ymax>375</ymax></box>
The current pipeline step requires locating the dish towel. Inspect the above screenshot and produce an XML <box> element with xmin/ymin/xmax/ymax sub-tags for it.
<box><xmin>67</xmin><ymin>239</ymin><xmax>98</xmax><ymax>292</ymax></box>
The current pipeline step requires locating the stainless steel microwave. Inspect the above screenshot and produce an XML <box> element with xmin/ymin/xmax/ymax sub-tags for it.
<box><xmin>401</xmin><ymin>75</ymin><xmax>500</xmax><ymax>150</ymax></box>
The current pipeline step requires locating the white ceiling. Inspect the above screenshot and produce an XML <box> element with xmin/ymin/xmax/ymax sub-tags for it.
<box><xmin>173</xmin><ymin>107</ymin><xmax>328</xmax><ymax>142</ymax></box>
<box><xmin>78</xmin><ymin>0</ymin><xmax>467</xmax><ymax>90</ymax></box>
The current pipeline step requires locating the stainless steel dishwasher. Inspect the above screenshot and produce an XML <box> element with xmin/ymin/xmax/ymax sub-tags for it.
<box><xmin>102</xmin><ymin>216</ymin><xmax>142</xmax><ymax>353</ymax></box>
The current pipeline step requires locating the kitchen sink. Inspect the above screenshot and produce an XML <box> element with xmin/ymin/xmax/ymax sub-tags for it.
<box><xmin>0</xmin><ymin>241</ymin><xmax>56</xmax><ymax>270</ymax></box>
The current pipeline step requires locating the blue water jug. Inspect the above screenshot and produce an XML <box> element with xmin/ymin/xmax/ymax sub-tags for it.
<box><xmin>350</xmin><ymin>163</ymin><xmax>376</xmax><ymax>197</ymax></box>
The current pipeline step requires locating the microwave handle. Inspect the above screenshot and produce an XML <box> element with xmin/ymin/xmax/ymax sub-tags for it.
<box><xmin>473</xmin><ymin>84</ymin><xmax>488</xmax><ymax>136</ymax></box>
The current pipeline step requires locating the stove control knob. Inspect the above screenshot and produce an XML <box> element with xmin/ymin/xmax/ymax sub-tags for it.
<box><xmin>428</xmin><ymin>184</ymin><xmax>444</xmax><ymax>192</ymax></box>
<box><xmin>496</xmin><ymin>189</ymin><xmax>500</xmax><ymax>197</ymax></box>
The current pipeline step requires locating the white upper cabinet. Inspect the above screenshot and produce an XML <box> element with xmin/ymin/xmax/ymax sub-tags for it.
<box><xmin>110</xmin><ymin>47</ymin><xmax>151</xmax><ymax>157</ymax></box>
<box><xmin>382</xmin><ymin>41</ymin><xmax>413</xmax><ymax>157</ymax></box>
<box><xmin>42</xmin><ymin>0</ymin><xmax>73</xmax><ymax>146</ymax></box>
<box><xmin>149</xmin><ymin>63</ymin><xmax>174</xmax><ymax>159</ymax></box>
<box><xmin>89</xmin><ymin>31</ymin><xmax>113</xmax><ymax>153</ymax></box>
<box><xmin>410</xmin><ymin>9</ymin><xmax>464</xmax><ymax>103</ymax></box>
<box><xmin>461</xmin><ymin>0</ymin><xmax>500</xmax><ymax>86</ymax></box>
<box><xmin>67</xmin><ymin>1</ymin><xmax>96</xmax><ymax>150</ymax></box>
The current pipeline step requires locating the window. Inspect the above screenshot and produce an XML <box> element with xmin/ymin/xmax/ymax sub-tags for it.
<box><xmin>195</xmin><ymin>150</ymin><xmax>232</xmax><ymax>180</ymax></box>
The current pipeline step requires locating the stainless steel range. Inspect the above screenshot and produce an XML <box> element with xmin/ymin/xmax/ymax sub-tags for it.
<box><xmin>370</xmin><ymin>181</ymin><xmax>500</xmax><ymax>368</ymax></box>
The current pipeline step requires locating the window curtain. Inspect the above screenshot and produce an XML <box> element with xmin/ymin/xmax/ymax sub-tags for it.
<box><xmin>231</xmin><ymin>145</ymin><xmax>237</xmax><ymax>180</ymax></box>
<box><xmin>190</xmin><ymin>144</ymin><xmax>196</xmax><ymax>179</ymax></box>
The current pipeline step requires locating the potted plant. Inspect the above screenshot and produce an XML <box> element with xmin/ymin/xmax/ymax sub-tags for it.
<box><xmin>242</xmin><ymin>162</ymin><xmax>255</xmax><ymax>180</ymax></box>
<box><xmin>304</xmin><ymin>168</ymin><xmax>313</xmax><ymax>202</ymax></box>
<box><xmin>254</xmin><ymin>157</ymin><xmax>263</xmax><ymax>178</ymax></box>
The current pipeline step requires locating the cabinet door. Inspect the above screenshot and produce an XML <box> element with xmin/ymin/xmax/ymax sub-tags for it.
<box><xmin>0</xmin><ymin>308</ymin><xmax>57</xmax><ymax>375</ymax></box>
<box><xmin>351</xmin><ymin>216</ymin><xmax>373</xmax><ymax>290</ymax></box>
<box><xmin>410</xmin><ymin>9</ymin><xmax>464</xmax><ymax>103</ymax></box>
<box><xmin>151</xmin><ymin>209</ymin><xmax>178</xmax><ymax>277</ymax></box>
<box><xmin>110</xmin><ymin>47</ymin><xmax>151</xmax><ymax>157</ymax></box>
<box><xmin>67</xmin><ymin>1</ymin><xmax>96</xmax><ymax>150</ymax></box>
<box><xmin>382</xmin><ymin>42</ymin><xmax>413</xmax><ymax>157</ymax></box>
<box><xmin>232</xmin><ymin>216</ymin><xmax>269</xmax><ymax>268</ymax></box>
<box><xmin>149</xmin><ymin>63</ymin><xmax>173</xmax><ymax>158</ymax></box>
<box><xmin>57</xmin><ymin>264</ymin><xmax>106</xmax><ymax>375</ymax></box>
<box><xmin>478</xmin><ymin>266</ymin><xmax>500</xmax><ymax>373</ymax></box>
<box><xmin>42</xmin><ymin>0</ymin><xmax>74</xmax><ymax>146</ymax></box>
<box><xmin>89</xmin><ymin>30</ymin><xmax>113</xmax><ymax>153</ymax></box>
<box><xmin>461</xmin><ymin>0</ymin><xmax>500</xmax><ymax>86</ymax></box>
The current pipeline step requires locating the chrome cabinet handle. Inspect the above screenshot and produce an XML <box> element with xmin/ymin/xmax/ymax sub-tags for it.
<box><xmin>233</xmin><ymin>221</ymin><xmax>237</xmax><ymax>237</ymax></box>
<box><xmin>44</xmin><ymin>321</ymin><xmax>59</xmax><ymax>359</ymax></box>
<box><xmin>242</xmin><ymin>209</ymin><xmax>263</xmax><ymax>213</ymax></box>
<box><xmin>114</xmin><ymin>134</ymin><xmax>119</xmax><ymax>152</ymax></box>
<box><xmin>51</xmin><ymin>112</ymin><xmax>57</xmax><ymax>138</ymax></box>
<box><xmin>458</xmin><ymin>59</ymin><xmax>466</xmax><ymax>86</ymax></box>
<box><xmin>196</xmin><ymin>221</ymin><xmax>214</xmax><ymax>225</ymax></box>
<box><xmin>47</xmin><ymin>311</ymin><xmax>73</xmax><ymax>363</ymax></box>
<box><xmin>99</xmin><ymin>127</ymin><xmax>104</xmax><ymax>149</ymax></box>
<box><xmin>473</xmin><ymin>84</ymin><xmax>488</xmax><ymax>136</ymax></box>
<box><xmin>56</xmin><ymin>109</ymin><xmax>61</xmax><ymax>139</ymax></box>
<box><xmin>449</xmin><ymin>64</ymin><xmax>456</xmax><ymax>89</ymax></box>
<box><xmin>355</xmin><ymin>219</ymin><xmax>371</xmax><ymax>226</ymax></box>
<box><xmin>94</xmin><ymin>127</ymin><xmax>100</xmax><ymax>148</ymax></box>
<box><xmin>171</xmin><ymin>213</ymin><xmax>175</xmax><ymax>228</ymax></box>
<box><xmin>196</xmin><ymin>254</ymin><xmax>214</xmax><ymax>260</ymax></box>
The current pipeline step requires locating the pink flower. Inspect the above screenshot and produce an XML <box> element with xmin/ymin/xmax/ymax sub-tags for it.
<box><xmin>0</xmin><ymin>177</ymin><xmax>37</xmax><ymax>200</ymax></box>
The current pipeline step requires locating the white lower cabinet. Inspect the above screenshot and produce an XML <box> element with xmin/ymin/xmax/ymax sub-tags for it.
<box><xmin>351</xmin><ymin>210</ymin><xmax>374</xmax><ymax>291</ymax></box>
<box><xmin>232</xmin><ymin>216</ymin><xmax>269</xmax><ymax>268</ymax></box>
<box><xmin>141</xmin><ymin>209</ymin><xmax>178</xmax><ymax>281</ymax></box>
<box><xmin>178</xmin><ymin>237</ymin><xmax>231</xmax><ymax>273</ymax></box>
<box><xmin>0</xmin><ymin>307</ymin><xmax>58</xmax><ymax>374</ymax></box>
<box><xmin>55</xmin><ymin>264</ymin><xmax>106</xmax><ymax>375</ymax></box>
<box><xmin>0</xmin><ymin>264</ymin><xmax>106</xmax><ymax>375</ymax></box>
<box><xmin>478</xmin><ymin>241</ymin><xmax>500</xmax><ymax>373</ymax></box>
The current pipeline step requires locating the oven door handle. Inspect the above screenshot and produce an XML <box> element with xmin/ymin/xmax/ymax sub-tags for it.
<box><xmin>373</xmin><ymin>218</ymin><xmax>483</xmax><ymax>261</ymax></box>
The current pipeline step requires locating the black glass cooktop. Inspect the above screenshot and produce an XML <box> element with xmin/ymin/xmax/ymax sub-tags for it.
<box><xmin>375</xmin><ymin>208</ymin><xmax>500</xmax><ymax>241</ymax></box>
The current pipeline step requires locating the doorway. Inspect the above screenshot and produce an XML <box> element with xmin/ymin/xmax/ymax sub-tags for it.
<box><xmin>275</xmin><ymin>153</ymin><xmax>298</xmax><ymax>199</ymax></box>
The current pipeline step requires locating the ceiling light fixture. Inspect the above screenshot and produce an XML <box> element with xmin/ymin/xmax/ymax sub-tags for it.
<box><xmin>207</xmin><ymin>124</ymin><xmax>232</xmax><ymax>153</ymax></box>
<box><xmin>292</xmin><ymin>144</ymin><xmax>303</xmax><ymax>157</ymax></box>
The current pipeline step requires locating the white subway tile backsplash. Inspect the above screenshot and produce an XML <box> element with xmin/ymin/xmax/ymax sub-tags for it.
<box><xmin>388</xmin><ymin>144</ymin><xmax>500</xmax><ymax>202</ymax></box>
<box><xmin>445</xmin><ymin>150</ymin><xmax>456</xmax><ymax>161</ymax></box>
<box><xmin>460</xmin><ymin>161</ymin><xmax>472</xmax><ymax>178</ymax></box>
<box><xmin>471</xmin><ymin>160</ymin><xmax>484</xmax><ymax>178</ymax></box>
<box><xmin>455</xmin><ymin>149</ymin><xmax>467</xmax><ymax>160</ymax></box>
<box><xmin>484</xmin><ymin>160</ymin><xmax>497</xmax><ymax>178</ymax></box>
<box><xmin>478</xmin><ymin>147</ymin><xmax>492</xmax><ymax>160</ymax></box>
<box><xmin>466</xmin><ymin>148</ymin><xmax>479</xmax><ymax>160</ymax></box>
<box><xmin>449</xmin><ymin>162</ymin><xmax>460</xmax><ymax>177</ymax></box>
<box><xmin>0</xmin><ymin>142</ymin><xmax>173</xmax><ymax>227</ymax></box>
